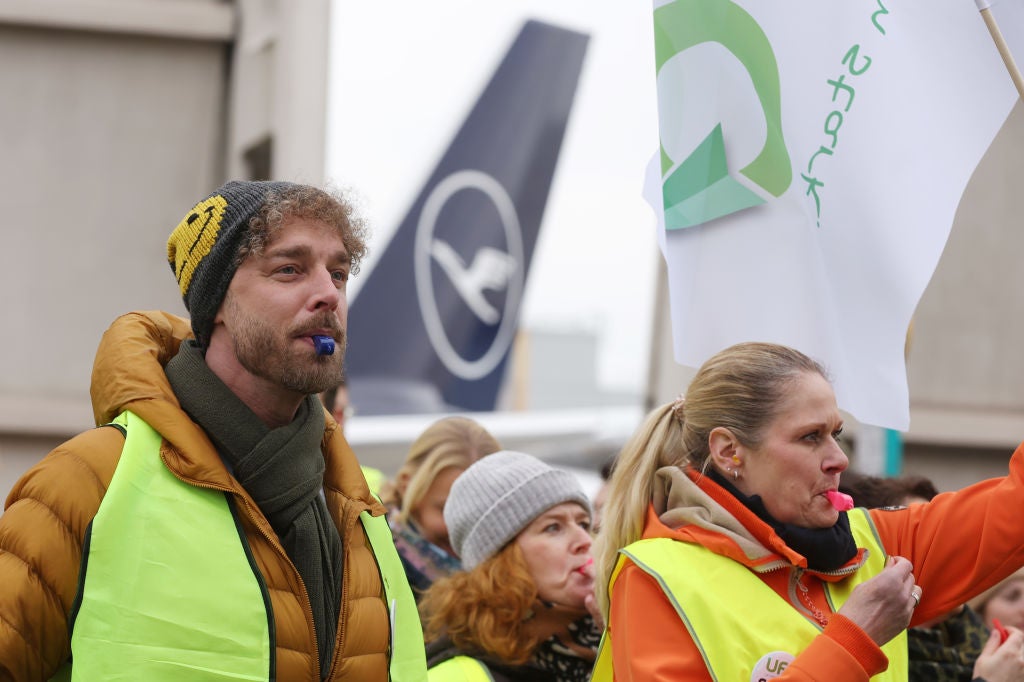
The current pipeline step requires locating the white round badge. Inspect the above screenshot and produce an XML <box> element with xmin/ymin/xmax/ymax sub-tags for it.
<box><xmin>750</xmin><ymin>651</ymin><xmax>796</xmax><ymax>681</ymax></box>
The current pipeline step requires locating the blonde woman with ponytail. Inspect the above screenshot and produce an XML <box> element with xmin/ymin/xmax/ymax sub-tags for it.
<box><xmin>592</xmin><ymin>342</ymin><xmax>1024</xmax><ymax>681</ymax></box>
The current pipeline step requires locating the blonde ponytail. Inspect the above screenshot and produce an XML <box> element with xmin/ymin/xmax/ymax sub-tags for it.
<box><xmin>593</xmin><ymin>403</ymin><xmax>686</xmax><ymax>618</ymax></box>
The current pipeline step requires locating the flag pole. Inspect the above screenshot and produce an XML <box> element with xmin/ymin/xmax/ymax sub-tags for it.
<box><xmin>977</xmin><ymin>1</ymin><xmax>1024</xmax><ymax>99</ymax></box>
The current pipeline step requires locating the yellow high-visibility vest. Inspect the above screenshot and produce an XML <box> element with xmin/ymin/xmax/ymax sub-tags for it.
<box><xmin>59</xmin><ymin>410</ymin><xmax>425</xmax><ymax>681</ymax></box>
<box><xmin>593</xmin><ymin>507</ymin><xmax>907</xmax><ymax>681</ymax></box>
<box><xmin>428</xmin><ymin>655</ymin><xmax>495</xmax><ymax>681</ymax></box>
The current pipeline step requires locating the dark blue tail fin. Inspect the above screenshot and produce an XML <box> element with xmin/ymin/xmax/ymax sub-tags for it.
<box><xmin>345</xmin><ymin>20</ymin><xmax>589</xmax><ymax>415</ymax></box>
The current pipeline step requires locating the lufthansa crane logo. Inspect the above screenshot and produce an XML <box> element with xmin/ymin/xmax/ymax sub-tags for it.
<box><xmin>414</xmin><ymin>170</ymin><xmax>524</xmax><ymax>380</ymax></box>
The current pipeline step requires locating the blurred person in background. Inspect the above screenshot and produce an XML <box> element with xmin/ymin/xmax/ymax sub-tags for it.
<box><xmin>838</xmin><ymin>470</ymin><xmax>938</xmax><ymax>510</ymax></box>
<box><xmin>972</xmin><ymin>570</ymin><xmax>1024</xmax><ymax>633</ymax></box>
<box><xmin>422</xmin><ymin>451</ymin><xmax>602</xmax><ymax>681</ymax></box>
<box><xmin>592</xmin><ymin>455</ymin><xmax>616</xmax><ymax>532</ymax></box>
<box><xmin>321</xmin><ymin>374</ymin><xmax>387</xmax><ymax>492</ymax></box>
<box><xmin>381</xmin><ymin>416</ymin><xmax>502</xmax><ymax>599</ymax></box>
<box><xmin>321</xmin><ymin>374</ymin><xmax>352</xmax><ymax>433</ymax></box>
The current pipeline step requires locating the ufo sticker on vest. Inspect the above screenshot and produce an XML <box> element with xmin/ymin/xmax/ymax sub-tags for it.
<box><xmin>751</xmin><ymin>651</ymin><xmax>795</xmax><ymax>681</ymax></box>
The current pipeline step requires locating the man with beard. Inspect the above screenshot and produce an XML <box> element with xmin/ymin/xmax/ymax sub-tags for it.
<box><xmin>0</xmin><ymin>181</ymin><xmax>426</xmax><ymax>681</ymax></box>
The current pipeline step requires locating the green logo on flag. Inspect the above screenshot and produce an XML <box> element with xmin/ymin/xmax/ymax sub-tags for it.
<box><xmin>655</xmin><ymin>0</ymin><xmax>791</xmax><ymax>230</ymax></box>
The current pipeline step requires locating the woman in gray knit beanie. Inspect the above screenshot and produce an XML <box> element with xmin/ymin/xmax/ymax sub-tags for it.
<box><xmin>420</xmin><ymin>451</ymin><xmax>601</xmax><ymax>682</ymax></box>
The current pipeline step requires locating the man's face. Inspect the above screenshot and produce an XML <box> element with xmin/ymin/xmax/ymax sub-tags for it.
<box><xmin>214</xmin><ymin>217</ymin><xmax>349</xmax><ymax>397</ymax></box>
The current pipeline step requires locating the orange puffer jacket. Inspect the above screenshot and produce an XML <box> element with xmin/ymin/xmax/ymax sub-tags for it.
<box><xmin>0</xmin><ymin>311</ymin><xmax>394</xmax><ymax>681</ymax></box>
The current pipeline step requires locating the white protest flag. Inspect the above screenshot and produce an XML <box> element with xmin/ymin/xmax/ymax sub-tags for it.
<box><xmin>649</xmin><ymin>0</ymin><xmax>1018</xmax><ymax>430</ymax></box>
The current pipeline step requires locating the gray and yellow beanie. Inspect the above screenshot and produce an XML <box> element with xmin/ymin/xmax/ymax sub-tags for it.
<box><xmin>444</xmin><ymin>450</ymin><xmax>592</xmax><ymax>569</ymax></box>
<box><xmin>167</xmin><ymin>180</ymin><xmax>298</xmax><ymax>347</ymax></box>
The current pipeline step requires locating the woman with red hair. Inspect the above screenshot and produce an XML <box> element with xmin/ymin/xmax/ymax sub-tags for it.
<box><xmin>421</xmin><ymin>451</ymin><xmax>601</xmax><ymax>681</ymax></box>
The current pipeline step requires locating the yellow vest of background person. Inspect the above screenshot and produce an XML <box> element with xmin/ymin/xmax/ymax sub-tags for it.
<box><xmin>57</xmin><ymin>410</ymin><xmax>425</xmax><ymax>681</ymax></box>
<box><xmin>428</xmin><ymin>655</ymin><xmax>495</xmax><ymax>681</ymax></box>
<box><xmin>361</xmin><ymin>465</ymin><xmax>386</xmax><ymax>496</ymax></box>
<box><xmin>593</xmin><ymin>508</ymin><xmax>907</xmax><ymax>681</ymax></box>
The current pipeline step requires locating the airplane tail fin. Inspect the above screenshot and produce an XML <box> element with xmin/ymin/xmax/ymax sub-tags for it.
<box><xmin>346</xmin><ymin>20</ymin><xmax>589</xmax><ymax>415</ymax></box>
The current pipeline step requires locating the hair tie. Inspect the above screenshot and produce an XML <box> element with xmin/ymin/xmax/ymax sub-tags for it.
<box><xmin>671</xmin><ymin>395</ymin><xmax>686</xmax><ymax>424</ymax></box>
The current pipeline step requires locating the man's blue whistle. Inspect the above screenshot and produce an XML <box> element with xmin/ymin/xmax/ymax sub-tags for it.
<box><xmin>312</xmin><ymin>335</ymin><xmax>335</xmax><ymax>356</ymax></box>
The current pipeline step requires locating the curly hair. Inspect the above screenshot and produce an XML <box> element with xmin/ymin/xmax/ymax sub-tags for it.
<box><xmin>236</xmin><ymin>183</ymin><xmax>369</xmax><ymax>275</ymax></box>
<box><xmin>419</xmin><ymin>542</ymin><xmax>540</xmax><ymax>664</ymax></box>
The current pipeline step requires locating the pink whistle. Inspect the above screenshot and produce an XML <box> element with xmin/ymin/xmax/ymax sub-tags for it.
<box><xmin>994</xmin><ymin>617</ymin><xmax>1010</xmax><ymax>644</ymax></box>
<box><xmin>826</xmin><ymin>490</ymin><xmax>854</xmax><ymax>511</ymax></box>
<box><xmin>575</xmin><ymin>557</ymin><xmax>594</xmax><ymax>575</ymax></box>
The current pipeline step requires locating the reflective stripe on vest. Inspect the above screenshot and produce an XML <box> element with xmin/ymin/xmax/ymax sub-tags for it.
<box><xmin>593</xmin><ymin>507</ymin><xmax>907</xmax><ymax>681</ymax></box>
<box><xmin>64</xmin><ymin>410</ymin><xmax>427</xmax><ymax>681</ymax></box>
<box><xmin>428</xmin><ymin>655</ymin><xmax>495</xmax><ymax>682</ymax></box>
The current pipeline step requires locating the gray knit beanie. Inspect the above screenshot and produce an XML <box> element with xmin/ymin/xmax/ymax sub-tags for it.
<box><xmin>444</xmin><ymin>450</ymin><xmax>592</xmax><ymax>569</ymax></box>
<box><xmin>167</xmin><ymin>180</ymin><xmax>299</xmax><ymax>347</ymax></box>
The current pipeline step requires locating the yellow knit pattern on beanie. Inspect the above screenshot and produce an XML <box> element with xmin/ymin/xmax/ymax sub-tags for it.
<box><xmin>168</xmin><ymin>194</ymin><xmax>228</xmax><ymax>297</ymax></box>
<box><xmin>165</xmin><ymin>180</ymin><xmax>297</xmax><ymax>346</ymax></box>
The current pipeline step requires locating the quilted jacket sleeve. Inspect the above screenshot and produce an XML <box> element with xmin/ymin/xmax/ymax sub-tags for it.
<box><xmin>0</xmin><ymin>426</ymin><xmax>122</xmax><ymax>681</ymax></box>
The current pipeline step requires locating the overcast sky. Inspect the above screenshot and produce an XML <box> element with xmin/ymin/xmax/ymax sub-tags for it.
<box><xmin>324</xmin><ymin>1</ymin><xmax>661</xmax><ymax>394</ymax></box>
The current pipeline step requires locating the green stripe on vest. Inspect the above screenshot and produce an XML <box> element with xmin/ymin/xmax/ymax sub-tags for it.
<box><xmin>593</xmin><ymin>508</ymin><xmax>907</xmax><ymax>681</ymax></box>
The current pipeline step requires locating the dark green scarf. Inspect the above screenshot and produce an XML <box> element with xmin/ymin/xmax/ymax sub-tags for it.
<box><xmin>166</xmin><ymin>342</ymin><xmax>342</xmax><ymax>679</ymax></box>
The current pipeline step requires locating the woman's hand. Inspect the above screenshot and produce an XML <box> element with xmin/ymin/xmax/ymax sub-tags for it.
<box><xmin>973</xmin><ymin>626</ymin><xmax>1024</xmax><ymax>682</ymax></box>
<box><xmin>837</xmin><ymin>555</ymin><xmax>919</xmax><ymax>645</ymax></box>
